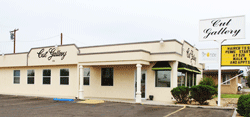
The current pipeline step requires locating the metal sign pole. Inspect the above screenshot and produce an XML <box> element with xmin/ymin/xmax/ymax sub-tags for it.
<box><xmin>216</xmin><ymin>39</ymin><xmax>226</xmax><ymax>106</ymax></box>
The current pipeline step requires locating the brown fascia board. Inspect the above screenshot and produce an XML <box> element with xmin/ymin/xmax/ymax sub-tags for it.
<box><xmin>78</xmin><ymin>39</ymin><xmax>183</xmax><ymax>49</ymax></box>
<box><xmin>203</xmin><ymin>69</ymin><xmax>240</xmax><ymax>74</ymax></box>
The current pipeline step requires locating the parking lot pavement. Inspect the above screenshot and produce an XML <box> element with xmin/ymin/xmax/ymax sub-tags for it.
<box><xmin>0</xmin><ymin>95</ymin><xmax>234</xmax><ymax>117</ymax></box>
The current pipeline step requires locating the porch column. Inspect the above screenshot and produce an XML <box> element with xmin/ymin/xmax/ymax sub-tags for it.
<box><xmin>136</xmin><ymin>64</ymin><xmax>142</xmax><ymax>103</ymax></box>
<box><xmin>185</xmin><ymin>72</ymin><xmax>187</xmax><ymax>87</ymax></box>
<box><xmin>79</xmin><ymin>65</ymin><xmax>84</xmax><ymax>99</ymax></box>
<box><xmin>192</xmin><ymin>73</ymin><xmax>194</xmax><ymax>86</ymax></box>
<box><xmin>172</xmin><ymin>61</ymin><xmax>178</xmax><ymax>88</ymax></box>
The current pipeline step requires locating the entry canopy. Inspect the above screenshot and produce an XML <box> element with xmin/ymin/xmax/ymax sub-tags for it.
<box><xmin>152</xmin><ymin>61</ymin><xmax>171</xmax><ymax>70</ymax></box>
<box><xmin>178</xmin><ymin>62</ymin><xmax>201</xmax><ymax>74</ymax></box>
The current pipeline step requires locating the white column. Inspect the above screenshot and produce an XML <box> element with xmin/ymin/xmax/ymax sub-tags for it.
<box><xmin>185</xmin><ymin>72</ymin><xmax>187</xmax><ymax>87</ymax></box>
<box><xmin>192</xmin><ymin>73</ymin><xmax>194</xmax><ymax>86</ymax></box>
<box><xmin>136</xmin><ymin>64</ymin><xmax>142</xmax><ymax>103</ymax></box>
<box><xmin>79</xmin><ymin>65</ymin><xmax>84</xmax><ymax>99</ymax></box>
<box><xmin>172</xmin><ymin>61</ymin><xmax>178</xmax><ymax>88</ymax></box>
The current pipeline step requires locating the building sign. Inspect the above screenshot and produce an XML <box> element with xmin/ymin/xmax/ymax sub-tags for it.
<box><xmin>186</xmin><ymin>48</ymin><xmax>196</xmax><ymax>65</ymax></box>
<box><xmin>221</xmin><ymin>44</ymin><xmax>250</xmax><ymax>66</ymax></box>
<box><xmin>37</xmin><ymin>48</ymin><xmax>67</xmax><ymax>60</ymax></box>
<box><xmin>199</xmin><ymin>48</ymin><xmax>218</xmax><ymax>63</ymax></box>
<box><xmin>199</xmin><ymin>15</ymin><xmax>245</xmax><ymax>41</ymax></box>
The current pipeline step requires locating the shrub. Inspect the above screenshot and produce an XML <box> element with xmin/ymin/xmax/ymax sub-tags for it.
<box><xmin>199</xmin><ymin>77</ymin><xmax>216</xmax><ymax>87</ymax></box>
<box><xmin>171</xmin><ymin>86</ymin><xmax>189</xmax><ymax>104</ymax></box>
<box><xmin>190</xmin><ymin>85</ymin><xmax>217</xmax><ymax>105</ymax></box>
<box><xmin>244</xmin><ymin>98</ymin><xmax>250</xmax><ymax>117</ymax></box>
<box><xmin>237</xmin><ymin>94</ymin><xmax>250</xmax><ymax>116</ymax></box>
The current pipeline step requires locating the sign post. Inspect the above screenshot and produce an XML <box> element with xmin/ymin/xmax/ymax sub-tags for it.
<box><xmin>199</xmin><ymin>15</ymin><xmax>245</xmax><ymax>106</ymax></box>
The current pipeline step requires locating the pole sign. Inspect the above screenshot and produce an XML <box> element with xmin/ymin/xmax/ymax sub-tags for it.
<box><xmin>199</xmin><ymin>15</ymin><xmax>245</xmax><ymax>41</ymax></box>
<box><xmin>221</xmin><ymin>44</ymin><xmax>250</xmax><ymax>66</ymax></box>
<box><xmin>199</xmin><ymin>48</ymin><xmax>218</xmax><ymax>63</ymax></box>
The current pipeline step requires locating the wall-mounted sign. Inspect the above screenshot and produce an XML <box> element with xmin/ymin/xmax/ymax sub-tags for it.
<box><xmin>199</xmin><ymin>48</ymin><xmax>218</xmax><ymax>63</ymax></box>
<box><xmin>199</xmin><ymin>15</ymin><xmax>245</xmax><ymax>41</ymax></box>
<box><xmin>186</xmin><ymin>48</ymin><xmax>196</xmax><ymax>65</ymax></box>
<box><xmin>37</xmin><ymin>48</ymin><xmax>67</xmax><ymax>60</ymax></box>
<box><xmin>221</xmin><ymin>44</ymin><xmax>250</xmax><ymax>66</ymax></box>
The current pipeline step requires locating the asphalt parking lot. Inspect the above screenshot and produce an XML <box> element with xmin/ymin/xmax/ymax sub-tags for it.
<box><xmin>0</xmin><ymin>95</ymin><xmax>234</xmax><ymax>117</ymax></box>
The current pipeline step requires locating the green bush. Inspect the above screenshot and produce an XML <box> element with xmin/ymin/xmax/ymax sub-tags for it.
<box><xmin>244</xmin><ymin>98</ymin><xmax>250</xmax><ymax>117</ymax></box>
<box><xmin>190</xmin><ymin>85</ymin><xmax>217</xmax><ymax>105</ymax></box>
<box><xmin>199</xmin><ymin>77</ymin><xmax>216</xmax><ymax>87</ymax></box>
<box><xmin>237</xmin><ymin>94</ymin><xmax>250</xmax><ymax>116</ymax></box>
<box><xmin>171</xmin><ymin>86</ymin><xmax>189</xmax><ymax>104</ymax></box>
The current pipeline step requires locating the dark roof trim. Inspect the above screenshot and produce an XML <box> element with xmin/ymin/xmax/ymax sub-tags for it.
<box><xmin>79</xmin><ymin>39</ymin><xmax>183</xmax><ymax>48</ymax></box>
<box><xmin>78</xmin><ymin>49</ymin><xmax>150</xmax><ymax>55</ymax></box>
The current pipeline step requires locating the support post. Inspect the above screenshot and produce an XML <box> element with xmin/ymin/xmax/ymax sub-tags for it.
<box><xmin>61</xmin><ymin>33</ymin><xmax>63</xmax><ymax>45</ymax></box>
<box><xmin>192</xmin><ymin>73</ymin><xmax>194</xmax><ymax>86</ymax></box>
<box><xmin>216</xmin><ymin>39</ymin><xmax>226</xmax><ymax>106</ymax></box>
<box><xmin>79</xmin><ymin>65</ymin><xmax>84</xmax><ymax>99</ymax></box>
<box><xmin>136</xmin><ymin>64</ymin><xmax>142</xmax><ymax>103</ymax></box>
<box><xmin>185</xmin><ymin>72</ymin><xmax>187</xmax><ymax>87</ymax></box>
<box><xmin>172</xmin><ymin>61</ymin><xmax>178</xmax><ymax>88</ymax></box>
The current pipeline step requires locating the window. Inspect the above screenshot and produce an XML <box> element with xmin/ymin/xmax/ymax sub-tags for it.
<box><xmin>83</xmin><ymin>68</ymin><xmax>90</xmax><ymax>85</ymax></box>
<box><xmin>60</xmin><ymin>69</ymin><xmax>69</xmax><ymax>85</ymax></box>
<box><xmin>13</xmin><ymin>70</ymin><xmax>20</xmax><ymax>84</ymax></box>
<box><xmin>187</xmin><ymin>73</ymin><xmax>193</xmax><ymax>87</ymax></box>
<box><xmin>222</xmin><ymin>74</ymin><xmax>230</xmax><ymax>85</ymax></box>
<box><xmin>27</xmin><ymin>70</ymin><xmax>35</xmax><ymax>84</ymax></box>
<box><xmin>155</xmin><ymin>70</ymin><xmax>171</xmax><ymax>87</ymax></box>
<box><xmin>43</xmin><ymin>69</ymin><xmax>51</xmax><ymax>84</ymax></box>
<box><xmin>178</xmin><ymin>72</ymin><xmax>185</xmax><ymax>87</ymax></box>
<box><xmin>101</xmin><ymin>68</ymin><xmax>113</xmax><ymax>86</ymax></box>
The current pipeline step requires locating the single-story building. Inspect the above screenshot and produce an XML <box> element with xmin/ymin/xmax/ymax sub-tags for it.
<box><xmin>203</xmin><ymin>69</ymin><xmax>243</xmax><ymax>94</ymax></box>
<box><xmin>0</xmin><ymin>39</ymin><xmax>204</xmax><ymax>103</ymax></box>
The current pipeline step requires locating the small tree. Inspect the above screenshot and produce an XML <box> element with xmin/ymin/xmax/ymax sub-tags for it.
<box><xmin>199</xmin><ymin>77</ymin><xmax>217</xmax><ymax>89</ymax></box>
<box><xmin>247</xmin><ymin>72</ymin><xmax>250</xmax><ymax>87</ymax></box>
<box><xmin>171</xmin><ymin>86</ymin><xmax>190</xmax><ymax>104</ymax></box>
<box><xmin>190</xmin><ymin>85</ymin><xmax>217</xmax><ymax>105</ymax></box>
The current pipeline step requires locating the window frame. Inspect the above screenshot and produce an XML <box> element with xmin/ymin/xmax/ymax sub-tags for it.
<box><xmin>101</xmin><ymin>68</ymin><xmax>113</xmax><ymax>86</ymax></box>
<box><xmin>13</xmin><ymin>70</ymin><xmax>20</xmax><ymax>84</ymax></box>
<box><xmin>155</xmin><ymin>70</ymin><xmax>171</xmax><ymax>88</ymax></box>
<box><xmin>43</xmin><ymin>69</ymin><xmax>51</xmax><ymax>85</ymax></box>
<box><xmin>83</xmin><ymin>68</ymin><xmax>90</xmax><ymax>85</ymax></box>
<box><xmin>27</xmin><ymin>70</ymin><xmax>35</xmax><ymax>84</ymax></box>
<box><xmin>222</xmin><ymin>74</ymin><xmax>231</xmax><ymax>85</ymax></box>
<box><xmin>60</xmin><ymin>69</ymin><xmax>69</xmax><ymax>85</ymax></box>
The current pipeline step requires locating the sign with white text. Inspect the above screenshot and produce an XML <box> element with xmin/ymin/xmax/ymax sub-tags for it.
<box><xmin>199</xmin><ymin>15</ymin><xmax>245</xmax><ymax>41</ymax></box>
<box><xmin>221</xmin><ymin>44</ymin><xmax>250</xmax><ymax>66</ymax></box>
<box><xmin>199</xmin><ymin>48</ymin><xmax>218</xmax><ymax>63</ymax></box>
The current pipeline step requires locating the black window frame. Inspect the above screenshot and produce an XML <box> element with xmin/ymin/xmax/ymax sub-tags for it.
<box><xmin>43</xmin><ymin>69</ymin><xmax>51</xmax><ymax>84</ymax></box>
<box><xmin>27</xmin><ymin>70</ymin><xmax>35</xmax><ymax>84</ymax></box>
<box><xmin>60</xmin><ymin>69</ymin><xmax>69</xmax><ymax>85</ymax></box>
<box><xmin>101</xmin><ymin>68</ymin><xmax>113</xmax><ymax>86</ymax></box>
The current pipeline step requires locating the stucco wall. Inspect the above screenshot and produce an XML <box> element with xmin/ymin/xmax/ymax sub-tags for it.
<box><xmin>0</xmin><ymin>65</ymin><xmax>78</xmax><ymax>98</ymax></box>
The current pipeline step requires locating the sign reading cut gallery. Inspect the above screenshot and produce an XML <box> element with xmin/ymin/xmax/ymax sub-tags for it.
<box><xmin>199</xmin><ymin>15</ymin><xmax>245</xmax><ymax>41</ymax></box>
<box><xmin>221</xmin><ymin>44</ymin><xmax>250</xmax><ymax>66</ymax></box>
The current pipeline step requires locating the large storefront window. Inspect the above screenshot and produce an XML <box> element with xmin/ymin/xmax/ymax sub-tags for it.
<box><xmin>178</xmin><ymin>72</ymin><xmax>185</xmax><ymax>87</ymax></box>
<box><xmin>155</xmin><ymin>70</ymin><xmax>171</xmax><ymax>87</ymax></box>
<box><xmin>187</xmin><ymin>73</ymin><xmax>193</xmax><ymax>87</ymax></box>
<box><xmin>101</xmin><ymin>68</ymin><xmax>113</xmax><ymax>86</ymax></box>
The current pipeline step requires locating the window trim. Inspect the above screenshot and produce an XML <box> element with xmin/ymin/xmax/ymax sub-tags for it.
<box><xmin>83</xmin><ymin>68</ymin><xmax>90</xmax><ymax>86</ymax></box>
<box><xmin>101</xmin><ymin>68</ymin><xmax>114</xmax><ymax>86</ymax></box>
<box><xmin>13</xmin><ymin>70</ymin><xmax>20</xmax><ymax>84</ymax></box>
<box><xmin>43</xmin><ymin>69</ymin><xmax>51</xmax><ymax>85</ymax></box>
<box><xmin>27</xmin><ymin>70</ymin><xmax>35</xmax><ymax>84</ymax></box>
<box><xmin>60</xmin><ymin>69</ymin><xmax>69</xmax><ymax>85</ymax></box>
<box><xmin>155</xmin><ymin>70</ymin><xmax>171</xmax><ymax>88</ymax></box>
<box><xmin>222</xmin><ymin>74</ymin><xmax>231</xmax><ymax>85</ymax></box>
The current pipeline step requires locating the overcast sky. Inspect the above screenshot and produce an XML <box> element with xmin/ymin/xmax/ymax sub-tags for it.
<box><xmin>0</xmin><ymin>0</ymin><xmax>249</xmax><ymax>73</ymax></box>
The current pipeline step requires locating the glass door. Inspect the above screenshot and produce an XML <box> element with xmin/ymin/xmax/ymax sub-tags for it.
<box><xmin>135</xmin><ymin>70</ymin><xmax>146</xmax><ymax>99</ymax></box>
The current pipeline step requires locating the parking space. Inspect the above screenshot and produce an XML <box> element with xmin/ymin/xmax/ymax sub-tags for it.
<box><xmin>0</xmin><ymin>95</ymin><xmax>234</xmax><ymax>117</ymax></box>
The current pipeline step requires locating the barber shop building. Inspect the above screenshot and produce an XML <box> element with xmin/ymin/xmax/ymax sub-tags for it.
<box><xmin>0</xmin><ymin>39</ymin><xmax>204</xmax><ymax>103</ymax></box>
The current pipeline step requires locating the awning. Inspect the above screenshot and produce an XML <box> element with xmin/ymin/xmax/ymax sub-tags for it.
<box><xmin>178</xmin><ymin>62</ymin><xmax>201</xmax><ymax>74</ymax></box>
<box><xmin>152</xmin><ymin>61</ymin><xmax>171</xmax><ymax>70</ymax></box>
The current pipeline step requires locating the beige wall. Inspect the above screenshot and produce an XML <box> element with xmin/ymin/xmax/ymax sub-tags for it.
<box><xmin>204</xmin><ymin>74</ymin><xmax>241</xmax><ymax>94</ymax></box>
<box><xmin>0</xmin><ymin>53</ymin><xmax>27</xmax><ymax>67</ymax></box>
<box><xmin>0</xmin><ymin>65</ymin><xmax>78</xmax><ymax>98</ymax></box>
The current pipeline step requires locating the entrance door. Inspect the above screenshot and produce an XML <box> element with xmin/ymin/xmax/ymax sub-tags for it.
<box><xmin>135</xmin><ymin>70</ymin><xmax>146</xmax><ymax>99</ymax></box>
